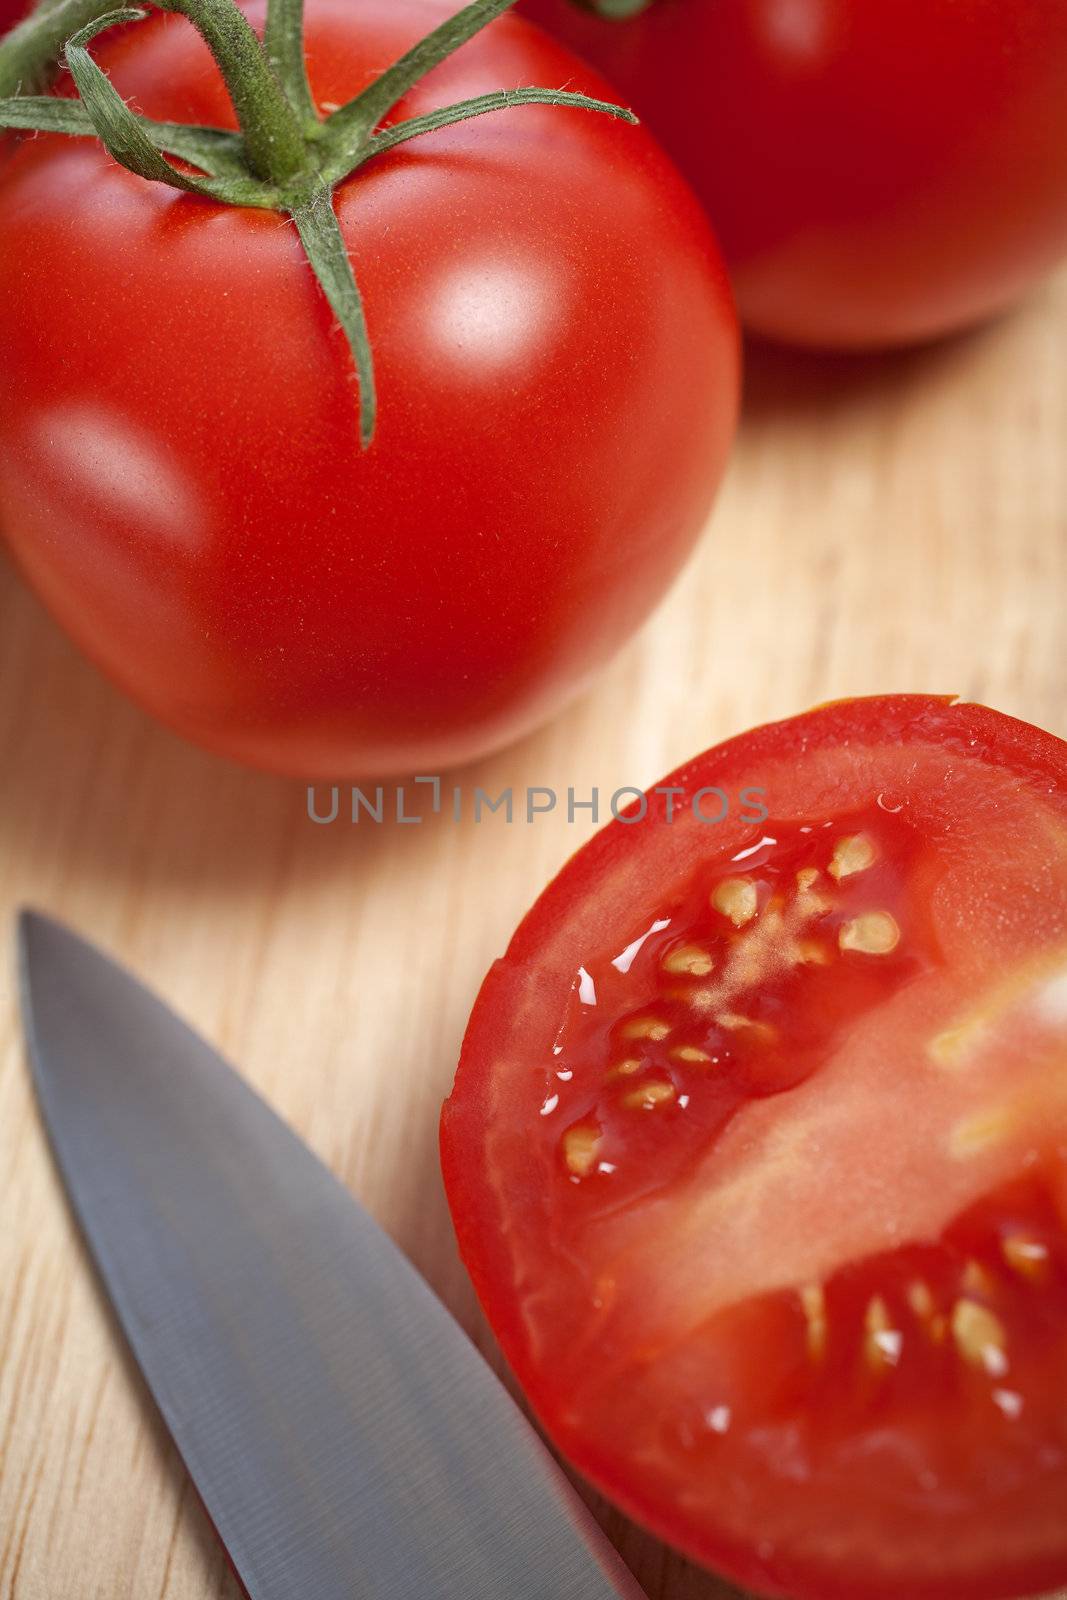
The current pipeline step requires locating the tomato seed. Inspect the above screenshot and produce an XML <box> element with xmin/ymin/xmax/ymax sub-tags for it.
<box><xmin>562</xmin><ymin>1124</ymin><xmax>602</xmax><ymax>1177</ymax></box>
<box><xmin>864</xmin><ymin>1295</ymin><xmax>903</xmax><ymax>1369</ymax></box>
<box><xmin>621</xmin><ymin>1015</ymin><xmax>671</xmax><ymax>1041</ymax></box>
<box><xmin>712</xmin><ymin>877</ymin><xmax>758</xmax><ymax>927</ymax></box>
<box><xmin>622</xmin><ymin>1081</ymin><xmax>675</xmax><ymax>1110</ymax></box>
<box><xmin>839</xmin><ymin>911</ymin><xmax>900</xmax><ymax>955</ymax></box>
<box><xmin>951</xmin><ymin>1299</ymin><xmax>1008</xmax><ymax>1375</ymax></box>
<box><xmin>1002</xmin><ymin>1236</ymin><xmax>1051</xmax><ymax>1281</ymax></box>
<box><xmin>800</xmin><ymin>1284</ymin><xmax>828</xmax><ymax>1360</ymax></box>
<box><xmin>611</xmin><ymin>1058</ymin><xmax>643</xmax><ymax>1077</ymax></box>
<box><xmin>829</xmin><ymin>833</ymin><xmax>877</xmax><ymax>881</ymax></box>
<box><xmin>662</xmin><ymin>943</ymin><xmax>715</xmax><ymax>977</ymax></box>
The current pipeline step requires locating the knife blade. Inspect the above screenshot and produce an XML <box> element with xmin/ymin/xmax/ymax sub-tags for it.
<box><xmin>17</xmin><ymin>911</ymin><xmax>646</xmax><ymax>1600</ymax></box>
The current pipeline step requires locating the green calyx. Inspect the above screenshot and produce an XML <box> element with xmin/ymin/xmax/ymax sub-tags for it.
<box><xmin>575</xmin><ymin>0</ymin><xmax>653</xmax><ymax>18</ymax></box>
<box><xmin>0</xmin><ymin>0</ymin><xmax>637</xmax><ymax>445</ymax></box>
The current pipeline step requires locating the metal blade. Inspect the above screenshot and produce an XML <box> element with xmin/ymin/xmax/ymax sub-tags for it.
<box><xmin>18</xmin><ymin>912</ymin><xmax>645</xmax><ymax>1600</ymax></box>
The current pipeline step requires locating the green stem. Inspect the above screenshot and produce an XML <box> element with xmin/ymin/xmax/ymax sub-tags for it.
<box><xmin>1</xmin><ymin>87</ymin><xmax>249</xmax><ymax>176</ymax></box>
<box><xmin>154</xmin><ymin>0</ymin><xmax>304</xmax><ymax>183</ymax></box>
<box><xmin>65</xmin><ymin>10</ymin><xmax>223</xmax><ymax>191</ymax></box>
<box><xmin>263</xmin><ymin>0</ymin><xmax>317</xmax><ymax>133</ymax></box>
<box><xmin>0</xmin><ymin>0</ymin><xmax>305</xmax><ymax>179</ymax></box>
<box><xmin>322</xmin><ymin>0</ymin><xmax>517</xmax><ymax>151</ymax></box>
<box><xmin>0</xmin><ymin>0</ymin><xmax>118</xmax><ymax>94</ymax></box>
<box><xmin>292</xmin><ymin>189</ymin><xmax>376</xmax><ymax>447</ymax></box>
<box><xmin>0</xmin><ymin>0</ymin><xmax>639</xmax><ymax>448</ymax></box>
<box><xmin>63</xmin><ymin>10</ymin><xmax>274</xmax><ymax>201</ymax></box>
<box><xmin>575</xmin><ymin>0</ymin><xmax>652</xmax><ymax>15</ymax></box>
<box><xmin>323</xmin><ymin>86</ymin><xmax>637</xmax><ymax>186</ymax></box>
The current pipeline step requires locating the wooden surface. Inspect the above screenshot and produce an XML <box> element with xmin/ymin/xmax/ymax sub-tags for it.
<box><xmin>2</xmin><ymin>264</ymin><xmax>1066</xmax><ymax>1600</ymax></box>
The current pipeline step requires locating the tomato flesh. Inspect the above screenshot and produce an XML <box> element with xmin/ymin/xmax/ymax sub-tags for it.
<box><xmin>442</xmin><ymin>697</ymin><xmax>1067</xmax><ymax>1599</ymax></box>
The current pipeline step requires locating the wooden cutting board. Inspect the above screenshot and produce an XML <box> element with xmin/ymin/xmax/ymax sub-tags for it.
<box><xmin>1</xmin><ymin>267</ymin><xmax>1065</xmax><ymax>1599</ymax></box>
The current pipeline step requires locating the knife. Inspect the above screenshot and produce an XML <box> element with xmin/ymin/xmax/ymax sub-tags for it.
<box><xmin>17</xmin><ymin>910</ymin><xmax>646</xmax><ymax>1600</ymax></box>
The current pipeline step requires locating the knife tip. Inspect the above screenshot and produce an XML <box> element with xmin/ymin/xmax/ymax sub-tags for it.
<box><xmin>16</xmin><ymin>905</ymin><xmax>42</xmax><ymax>959</ymax></box>
<box><xmin>15</xmin><ymin>908</ymin><xmax>84</xmax><ymax>1006</ymax></box>
<box><xmin>16</xmin><ymin>905</ymin><xmax>58</xmax><ymax>961</ymax></box>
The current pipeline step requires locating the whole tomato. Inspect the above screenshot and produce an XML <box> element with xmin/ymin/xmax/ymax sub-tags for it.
<box><xmin>521</xmin><ymin>0</ymin><xmax>1067</xmax><ymax>349</ymax></box>
<box><xmin>0</xmin><ymin>0</ymin><xmax>738</xmax><ymax>777</ymax></box>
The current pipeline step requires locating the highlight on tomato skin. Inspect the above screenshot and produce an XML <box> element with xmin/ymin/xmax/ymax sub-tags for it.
<box><xmin>441</xmin><ymin>695</ymin><xmax>1067</xmax><ymax>1600</ymax></box>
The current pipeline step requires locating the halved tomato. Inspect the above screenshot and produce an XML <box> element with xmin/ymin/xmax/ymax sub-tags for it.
<box><xmin>441</xmin><ymin>696</ymin><xmax>1067</xmax><ymax>1600</ymax></box>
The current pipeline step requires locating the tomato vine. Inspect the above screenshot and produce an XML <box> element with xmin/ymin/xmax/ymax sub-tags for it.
<box><xmin>0</xmin><ymin>0</ymin><xmax>636</xmax><ymax>443</ymax></box>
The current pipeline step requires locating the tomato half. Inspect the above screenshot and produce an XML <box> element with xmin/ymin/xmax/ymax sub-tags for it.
<box><xmin>0</xmin><ymin>0</ymin><xmax>737</xmax><ymax>777</ymax></box>
<box><xmin>442</xmin><ymin>696</ymin><xmax>1067</xmax><ymax>1599</ymax></box>
<box><xmin>521</xmin><ymin>0</ymin><xmax>1067</xmax><ymax>349</ymax></box>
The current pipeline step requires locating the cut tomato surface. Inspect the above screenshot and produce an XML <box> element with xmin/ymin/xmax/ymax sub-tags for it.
<box><xmin>441</xmin><ymin>696</ymin><xmax>1067</xmax><ymax>1600</ymax></box>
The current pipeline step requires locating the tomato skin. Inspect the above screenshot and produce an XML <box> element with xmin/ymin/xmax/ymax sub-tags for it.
<box><xmin>521</xmin><ymin>0</ymin><xmax>1067</xmax><ymax>348</ymax></box>
<box><xmin>442</xmin><ymin>695</ymin><xmax>1067</xmax><ymax>1600</ymax></box>
<box><xmin>0</xmin><ymin>0</ymin><xmax>737</xmax><ymax>778</ymax></box>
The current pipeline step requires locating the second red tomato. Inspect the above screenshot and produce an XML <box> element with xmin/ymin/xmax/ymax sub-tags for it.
<box><xmin>522</xmin><ymin>0</ymin><xmax>1067</xmax><ymax>349</ymax></box>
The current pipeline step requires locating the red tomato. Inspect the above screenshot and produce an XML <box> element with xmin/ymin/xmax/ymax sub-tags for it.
<box><xmin>442</xmin><ymin>696</ymin><xmax>1067</xmax><ymax>1600</ymax></box>
<box><xmin>521</xmin><ymin>0</ymin><xmax>1067</xmax><ymax>349</ymax></box>
<box><xmin>0</xmin><ymin>0</ymin><xmax>737</xmax><ymax>777</ymax></box>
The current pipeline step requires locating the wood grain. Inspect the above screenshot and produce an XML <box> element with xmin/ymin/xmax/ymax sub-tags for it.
<box><xmin>1</xmin><ymin>264</ymin><xmax>1066</xmax><ymax>1600</ymax></box>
